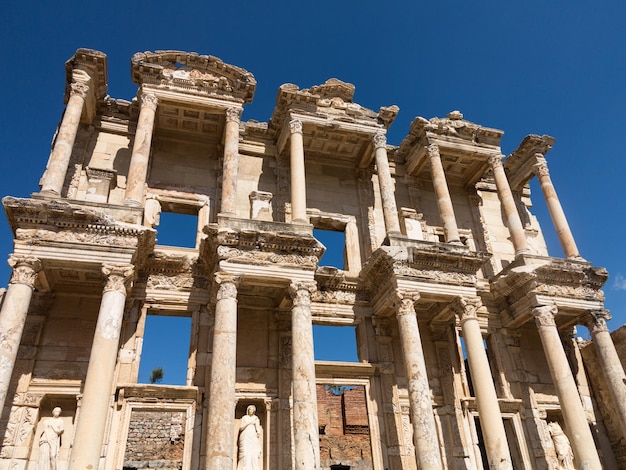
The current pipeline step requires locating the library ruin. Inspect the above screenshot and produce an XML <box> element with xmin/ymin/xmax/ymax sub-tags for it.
<box><xmin>0</xmin><ymin>48</ymin><xmax>625</xmax><ymax>469</ymax></box>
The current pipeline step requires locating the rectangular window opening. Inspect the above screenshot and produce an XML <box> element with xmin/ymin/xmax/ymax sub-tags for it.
<box><xmin>156</xmin><ymin>210</ymin><xmax>199</xmax><ymax>248</ymax></box>
<box><xmin>138</xmin><ymin>313</ymin><xmax>192</xmax><ymax>386</ymax></box>
<box><xmin>314</xmin><ymin>228</ymin><xmax>346</xmax><ymax>270</ymax></box>
<box><xmin>313</xmin><ymin>325</ymin><xmax>358</xmax><ymax>362</ymax></box>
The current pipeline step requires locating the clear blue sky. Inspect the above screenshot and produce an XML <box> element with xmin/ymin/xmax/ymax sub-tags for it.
<box><xmin>1</xmin><ymin>0</ymin><xmax>626</xmax><ymax>358</ymax></box>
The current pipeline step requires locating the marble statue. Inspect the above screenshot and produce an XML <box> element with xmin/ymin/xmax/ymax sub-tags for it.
<box><xmin>38</xmin><ymin>407</ymin><xmax>64</xmax><ymax>470</ymax></box>
<box><xmin>237</xmin><ymin>405</ymin><xmax>262</xmax><ymax>470</ymax></box>
<box><xmin>548</xmin><ymin>422</ymin><xmax>575</xmax><ymax>469</ymax></box>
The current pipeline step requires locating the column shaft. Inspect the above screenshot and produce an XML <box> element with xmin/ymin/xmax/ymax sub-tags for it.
<box><xmin>220</xmin><ymin>107</ymin><xmax>242</xmax><ymax>215</ymax></box>
<box><xmin>289</xmin><ymin>120</ymin><xmax>308</xmax><ymax>223</ymax></box>
<box><xmin>534</xmin><ymin>158</ymin><xmax>579</xmax><ymax>258</ymax></box>
<box><xmin>395</xmin><ymin>294</ymin><xmax>442</xmax><ymax>469</ymax></box>
<box><xmin>587</xmin><ymin>310</ymin><xmax>626</xmax><ymax>434</ymax></box>
<box><xmin>0</xmin><ymin>256</ymin><xmax>40</xmax><ymax>411</ymax></box>
<box><xmin>453</xmin><ymin>299</ymin><xmax>512</xmax><ymax>469</ymax></box>
<box><xmin>373</xmin><ymin>133</ymin><xmax>401</xmax><ymax>234</ymax></box>
<box><xmin>125</xmin><ymin>93</ymin><xmax>158</xmax><ymax>207</ymax></box>
<box><xmin>69</xmin><ymin>265</ymin><xmax>133</xmax><ymax>470</ymax></box>
<box><xmin>489</xmin><ymin>155</ymin><xmax>528</xmax><ymax>255</ymax></box>
<box><xmin>41</xmin><ymin>81</ymin><xmax>90</xmax><ymax>195</ymax></box>
<box><xmin>289</xmin><ymin>282</ymin><xmax>320</xmax><ymax>470</ymax></box>
<box><xmin>205</xmin><ymin>274</ymin><xmax>239</xmax><ymax>469</ymax></box>
<box><xmin>427</xmin><ymin>144</ymin><xmax>460</xmax><ymax>243</ymax></box>
<box><xmin>533</xmin><ymin>306</ymin><xmax>602</xmax><ymax>469</ymax></box>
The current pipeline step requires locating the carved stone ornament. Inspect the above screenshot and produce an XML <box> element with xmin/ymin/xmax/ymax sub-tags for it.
<box><xmin>533</xmin><ymin>157</ymin><xmax>550</xmax><ymax>178</ymax></box>
<box><xmin>288</xmin><ymin>281</ymin><xmax>316</xmax><ymax>307</ymax></box>
<box><xmin>532</xmin><ymin>305</ymin><xmax>557</xmax><ymax>327</ymax></box>
<box><xmin>394</xmin><ymin>291</ymin><xmax>420</xmax><ymax>316</ymax></box>
<box><xmin>586</xmin><ymin>309</ymin><xmax>611</xmax><ymax>334</ymax></box>
<box><xmin>427</xmin><ymin>143</ymin><xmax>440</xmax><ymax>160</ymax></box>
<box><xmin>8</xmin><ymin>255</ymin><xmax>41</xmax><ymax>288</ymax></box>
<box><xmin>488</xmin><ymin>154</ymin><xmax>504</xmax><ymax>169</ymax></box>
<box><xmin>102</xmin><ymin>264</ymin><xmax>134</xmax><ymax>293</ymax></box>
<box><xmin>70</xmin><ymin>80</ymin><xmax>90</xmax><ymax>99</ymax></box>
<box><xmin>310</xmin><ymin>289</ymin><xmax>356</xmax><ymax>305</ymax></box>
<box><xmin>140</xmin><ymin>92</ymin><xmax>159</xmax><ymax>111</ymax></box>
<box><xmin>288</xmin><ymin>119</ymin><xmax>303</xmax><ymax>135</ymax></box>
<box><xmin>225</xmin><ymin>107</ymin><xmax>243</xmax><ymax>123</ymax></box>
<box><xmin>214</xmin><ymin>272</ymin><xmax>240</xmax><ymax>300</ymax></box>
<box><xmin>450</xmin><ymin>297</ymin><xmax>481</xmax><ymax>324</ymax></box>
<box><xmin>372</xmin><ymin>132</ymin><xmax>387</xmax><ymax>150</ymax></box>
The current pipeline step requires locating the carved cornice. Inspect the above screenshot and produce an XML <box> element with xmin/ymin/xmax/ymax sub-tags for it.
<box><xmin>8</xmin><ymin>255</ymin><xmax>41</xmax><ymax>288</ymax></box>
<box><xmin>141</xmin><ymin>252</ymin><xmax>210</xmax><ymax>291</ymax></box>
<box><xmin>503</xmin><ymin>135</ymin><xmax>555</xmax><ymax>191</ymax></box>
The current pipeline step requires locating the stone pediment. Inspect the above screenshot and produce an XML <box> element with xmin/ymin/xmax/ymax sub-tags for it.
<box><xmin>131</xmin><ymin>50</ymin><xmax>256</xmax><ymax>104</ymax></box>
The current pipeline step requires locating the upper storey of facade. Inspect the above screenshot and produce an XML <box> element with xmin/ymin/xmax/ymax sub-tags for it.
<box><xmin>3</xmin><ymin>48</ymin><xmax>607</xmax><ymax>330</ymax></box>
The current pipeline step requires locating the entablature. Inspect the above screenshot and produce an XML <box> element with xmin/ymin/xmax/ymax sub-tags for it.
<box><xmin>504</xmin><ymin>134</ymin><xmax>555</xmax><ymax>190</ymax></box>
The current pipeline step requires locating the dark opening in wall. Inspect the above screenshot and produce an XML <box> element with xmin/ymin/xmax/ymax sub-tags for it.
<box><xmin>138</xmin><ymin>314</ymin><xmax>192</xmax><ymax>386</ymax></box>
<box><xmin>156</xmin><ymin>211</ymin><xmax>198</xmax><ymax>248</ymax></box>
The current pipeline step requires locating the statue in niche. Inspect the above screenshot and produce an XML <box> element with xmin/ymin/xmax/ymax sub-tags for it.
<box><xmin>237</xmin><ymin>405</ymin><xmax>262</xmax><ymax>470</ymax></box>
<box><xmin>548</xmin><ymin>421</ymin><xmax>574</xmax><ymax>469</ymax></box>
<box><xmin>38</xmin><ymin>407</ymin><xmax>64</xmax><ymax>470</ymax></box>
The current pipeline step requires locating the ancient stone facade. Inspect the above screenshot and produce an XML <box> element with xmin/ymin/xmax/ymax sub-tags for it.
<box><xmin>0</xmin><ymin>48</ymin><xmax>624</xmax><ymax>470</ymax></box>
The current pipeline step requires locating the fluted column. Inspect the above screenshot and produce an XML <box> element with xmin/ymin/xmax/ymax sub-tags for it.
<box><xmin>585</xmin><ymin>309</ymin><xmax>626</xmax><ymax>434</ymax></box>
<box><xmin>124</xmin><ymin>93</ymin><xmax>158</xmax><ymax>207</ymax></box>
<box><xmin>69</xmin><ymin>264</ymin><xmax>133</xmax><ymax>470</ymax></box>
<box><xmin>395</xmin><ymin>292</ymin><xmax>442</xmax><ymax>469</ymax></box>
<box><xmin>205</xmin><ymin>273</ymin><xmax>240</xmax><ymax>470</ymax></box>
<box><xmin>533</xmin><ymin>157</ymin><xmax>580</xmax><ymax>258</ymax></box>
<box><xmin>489</xmin><ymin>154</ymin><xmax>529</xmax><ymax>255</ymax></box>
<box><xmin>0</xmin><ymin>256</ymin><xmax>41</xmax><ymax>411</ymax></box>
<box><xmin>427</xmin><ymin>144</ymin><xmax>460</xmax><ymax>243</ymax></box>
<box><xmin>451</xmin><ymin>298</ymin><xmax>512</xmax><ymax>469</ymax></box>
<box><xmin>221</xmin><ymin>107</ymin><xmax>242</xmax><ymax>215</ymax></box>
<box><xmin>372</xmin><ymin>132</ymin><xmax>401</xmax><ymax>234</ymax></box>
<box><xmin>532</xmin><ymin>305</ymin><xmax>602</xmax><ymax>469</ymax></box>
<box><xmin>288</xmin><ymin>281</ymin><xmax>320</xmax><ymax>470</ymax></box>
<box><xmin>41</xmin><ymin>81</ymin><xmax>90</xmax><ymax>196</ymax></box>
<box><xmin>289</xmin><ymin>119</ymin><xmax>308</xmax><ymax>223</ymax></box>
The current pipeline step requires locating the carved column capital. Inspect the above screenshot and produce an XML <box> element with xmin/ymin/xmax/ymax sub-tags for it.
<box><xmin>288</xmin><ymin>281</ymin><xmax>316</xmax><ymax>307</ymax></box>
<box><xmin>140</xmin><ymin>93</ymin><xmax>159</xmax><ymax>112</ymax></box>
<box><xmin>450</xmin><ymin>296</ymin><xmax>482</xmax><ymax>324</ymax></box>
<box><xmin>426</xmin><ymin>143</ymin><xmax>440</xmax><ymax>159</ymax></box>
<box><xmin>225</xmin><ymin>107</ymin><xmax>242</xmax><ymax>123</ymax></box>
<box><xmin>288</xmin><ymin>119</ymin><xmax>303</xmax><ymax>135</ymax></box>
<box><xmin>70</xmin><ymin>80</ymin><xmax>90</xmax><ymax>99</ymax></box>
<box><xmin>394</xmin><ymin>291</ymin><xmax>420</xmax><ymax>316</ymax></box>
<box><xmin>488</xmin><ymin>154</ymin><xmax>504</xmax><ymax>169</ymax></box>
<box><xmin>532</xmin><ymin>305</ymin><xmax>557</xmax><ymax>327</ymax></box>
<box><xmin>214</xmin><ymin>272</ymin><xmax>240</xmax><ymax>300</ymax></box>
<box><xmin>372</xmin><ymin>132</ymin><xmax>387</xmax><ymax>150</ymax></box>
<box><xmin>532</xmin><ymin>155</ymin><xmax>549</xmax><ymax>177</ymax></box>
<box><xmin>7</xmin><ymin>256</ymin><xmax>41</xmax><ymax>288</ymax></box>
<box><xmin>586</xmin><ymin>309</ymin><xmax>611</xmax><ymax>334</ymax></box>
<box><xmin>101</xmin><ymin>264</ymin><xmax>134</xmax><ymax>293</ymax></box>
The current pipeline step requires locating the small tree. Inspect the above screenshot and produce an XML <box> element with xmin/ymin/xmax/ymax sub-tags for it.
<box><xmin>149</xmin><ymin>367</ymin><xmax>164</xmax><ymax>384</ymax></box>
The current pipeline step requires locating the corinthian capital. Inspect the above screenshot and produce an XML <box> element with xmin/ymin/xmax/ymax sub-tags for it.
<box><xmin>372</xmin><ymin>132</ymin><xmax>387</xmax><ymax>150</ymax></box>
<box><xmin>8</xmin><ymin>256</ymin><xmax>41</xmax><ymax>288</ymax></box>
<box><xmin>140</xmin><ymin>93</ymin><xmax>159</xmax><ymax>112</ymax></box>
<box><xmin>225</xmin><ymin>107</ymin><xmax>243</xmax><ymax>123</ymax></box>
<box><xmin>532</xmin><ymin>305</ymin><xmax>557</xmax><ymax>327</ymax></box>
<box><xmin>214</xmin><ymin>272</ymin><xmax>240</xmax><ymax>301</ymax></box>
<box><xmin>288</xmin><ymin>281</ymin><xmax>316</xmax><ymax>307</ymax></box>
<box><xmin>289</xmin><ymin>119</ymin><xmax>303</xmax><ymax>135</ymax></box>
<box><xmin>70</xmin><ymin>81</ymin><xmax>90</xmax><ymax>99</ymax></box>
<box><xmin>488</xmin><ymin>154</ymin><xmax>504</xmax><ymax>169</ymax></box>
<box><xmin>102</xmin><ymin>264</ymin><xmax>134</xmax><ymax>293</ymax></box>
<box><xmin>427</xmin><ymin>144</ymin><xmax>440</xmax><ymax>160</ymax></box>
<box><xmin>450</xmin><ymin>297</ymin><xmax>481</xmax><ymax>324</ymax></box>
<box><xmin>586</xmin><ymin>309</ymin><xmax>611</xmax><ymax>334</ymax></box>
<box><xmin>394</xmin><ymin>291</ymin><xmax>420</xmax><ymax>316</ymax></box>
<box><xmin>532</xmin><ymin>155</ymin><xmax>549</xmax><ymax>177</ymax></box>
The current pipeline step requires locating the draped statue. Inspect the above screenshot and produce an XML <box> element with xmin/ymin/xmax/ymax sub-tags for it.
<box><xmin>237</xmin><ymin>405</ymin><xmax>262</xmax><ymax>470</ymax></box>
<box><xmin>38</xmin><ymin>407</ymin><xmax>64</xmax><ymax>470</ymax></box>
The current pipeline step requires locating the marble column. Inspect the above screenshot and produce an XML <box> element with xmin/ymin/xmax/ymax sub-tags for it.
<box><xmin>489</xmin><ymin>154</ymin><xmax>529</xmax><ymax>255</ymax></box>
<box><xmin>41</xmin><ymin>80</ymin><xmax>90</xmax><ymax>196</ymax></box>
<box><xmin>372</xmin><ymin>132</ymin><xmax>401</xmax><ymax>234</ymax></box>
<box><xmin>427</xmin><ymin>144</ymin><xmax>460</xmax><ymax>243</ymax></box>
<box><xmin>220</xmin><ymin>107</ymin><xmax>242</xmax><ymax>215</ymax></box>
<box><xmin>451</xmin><ymin>298</ymin><xmax>512</xmax><ymax>469</ymax></box>
<box><xmin>124</xmin><ymin>93</ymin><xmax>158</xmax><ymax>207</ymax></box>
<box><xmin>533</xmin><ymin>157</ymin><xmax>580</xmax><ymax>259</ymax></box>
<box><xmin>395</xmin><ymin>292</ymin><xmax>442</xmax><ymax>469</ymax></box>
<box><xmin>585</xmin><ymin>309</ymin><xmax>626</xmax><ymax>434</ymax></box>
<box><xmin>69</xmin><ymin>264</ymin><xmax>133</xmax><ymax>470</ymax></box>
<box><xmin>205</xmin><ymin>273</ymin><xmax>239</xmax><ymax>470</ymax></box>
<box><xmin>0</xmin><ymin>256</ymin><xmax>41</xmax><ymax>411</ymax></box>
<box><xmin>288</xmin><ymin>281</ymin><xmax>320</xmax><ymax>470</ymax></box>
<box><xmin>289</xmin><ymin>119</ymin><xmax>308</xmax><ymax>224</ymax></box>
<box><xmin>532</xmin><ymin>305</ymin><xmax>602</xmax><ymax>469</ymax></box>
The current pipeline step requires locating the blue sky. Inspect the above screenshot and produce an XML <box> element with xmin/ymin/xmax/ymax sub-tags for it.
<box><xmin>1</xmin><ymin>0</ymin><xmax>626</xmax><ymax>355</ymax></box>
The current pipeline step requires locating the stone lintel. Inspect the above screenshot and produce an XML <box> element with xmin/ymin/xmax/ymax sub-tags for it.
<box><xmin>504</xmin><ymin>134</ymin><xmax>556</xmax><ymax>191</ymax></box>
